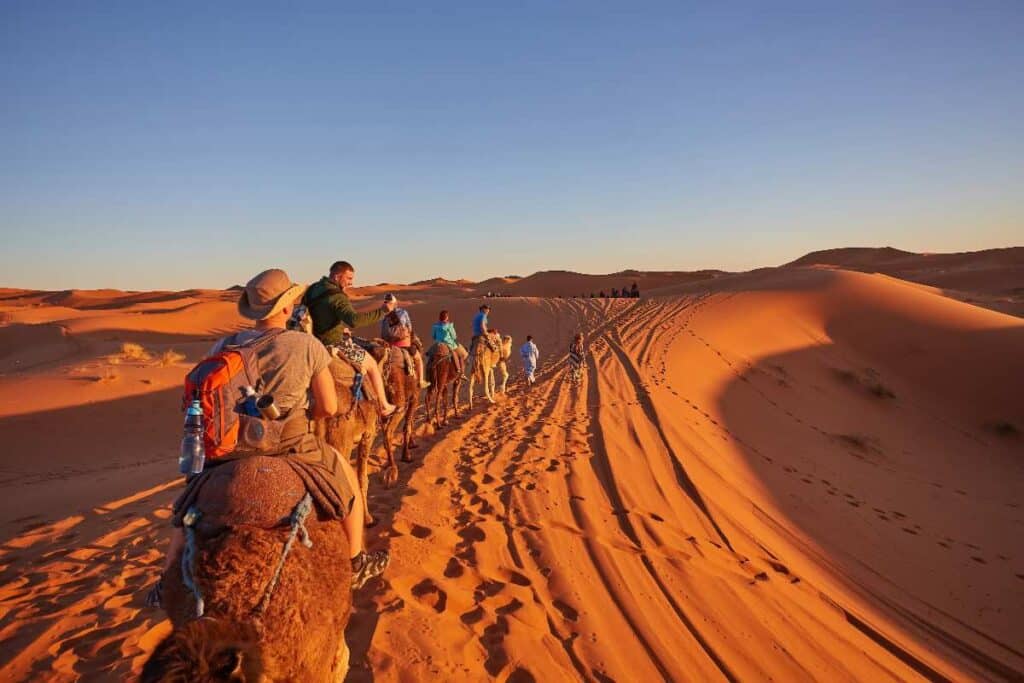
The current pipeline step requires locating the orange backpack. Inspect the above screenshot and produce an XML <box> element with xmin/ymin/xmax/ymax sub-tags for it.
<box><xmin>182</xmin><ymin>329</ymin><xmax>284</xmax><ymax>458</ymax></box>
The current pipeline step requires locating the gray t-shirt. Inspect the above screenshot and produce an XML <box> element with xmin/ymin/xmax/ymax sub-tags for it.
<box><xmin>210</xmin><ymin>328</ymin><xmax>331</xmax><ymax>415</ymax></box>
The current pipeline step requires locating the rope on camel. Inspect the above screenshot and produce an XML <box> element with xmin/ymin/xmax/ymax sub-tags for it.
<box><xmin>256</xmin><ymin>493</ymin><xmax>314</xmax><ymax>615</ymax></box>
<box><xmin>181</xmin><ymin>507</ymin><xmax>205</xmax><ymax>618</ymax></box>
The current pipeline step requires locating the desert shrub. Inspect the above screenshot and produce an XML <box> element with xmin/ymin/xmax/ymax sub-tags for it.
<box><xmin>95</xmin><ymin>368</ymin><xmax>119</xmax><ymax>383</ymax></box>
<box><xmin>119</xmin><ymin>342</ymin><xmax>151</xmax><ymax>361</ymax></box>
<box><xmin>158</xmin><ymin>350</ymin><xmax>186</xmax><ymax>366</ymax></box>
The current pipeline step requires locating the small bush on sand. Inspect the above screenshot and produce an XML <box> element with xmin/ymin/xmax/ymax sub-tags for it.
<box><xmin>158</xmin><ymin>350</ymin><xmax>186</xmax><ymax>366</ymax></box>
<box><xmin>120</xmin><ymin>342</ymin><xmax>151</xmax><ymax>361</ymax></box>
<box><xmin>94</xmin><ymin>369</ymin><xmax>119</xmax><ymax>383</ymax></box>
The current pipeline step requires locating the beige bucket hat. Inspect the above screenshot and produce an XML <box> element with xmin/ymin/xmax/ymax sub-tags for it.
<box><xmin>237</xmin><ymin>268</ymin><xmax>306</xmax><ymax>320</ymax></box>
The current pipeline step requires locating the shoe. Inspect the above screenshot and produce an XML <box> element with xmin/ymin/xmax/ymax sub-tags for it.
<box><xmin>351</xmin><ymin>549</ymin><xmax>390</xmax><ymax>589</ymax></box>
<box><xmin>381</xmin><ymin>404</ymin><xmax>397</xmax><ymax>418</ymax></box>
<box><xmin>420</xmin><ymin>380</ymin><xmax>431</xmax><ymax>389</ymax></box>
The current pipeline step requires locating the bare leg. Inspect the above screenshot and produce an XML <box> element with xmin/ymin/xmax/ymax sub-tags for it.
<box><xmin>414</xmin><ymin>350</ymin><xmax>429</xmax><ymax>388</ymax></box>
<box><xmin>360</xmin><ymin>354</ymin><xmax>396</xmax><ymax>416</ymax></box>
<box><xmin>336</xmin><ymin>453</ymin><xmax>364</xmax><ymax>557</ymax></box>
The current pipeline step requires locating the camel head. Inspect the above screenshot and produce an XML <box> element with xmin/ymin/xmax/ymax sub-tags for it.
<box><xmin>141</xmin><ymin>619</ymin><xmax>268</xmax><ymax>683</ymax></box>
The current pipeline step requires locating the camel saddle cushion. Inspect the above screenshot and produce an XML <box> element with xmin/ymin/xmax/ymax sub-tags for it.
<box><xmin>181</xmin><ymin>456</ymin><xmax>317</xmax><ymax>537</ymax></box>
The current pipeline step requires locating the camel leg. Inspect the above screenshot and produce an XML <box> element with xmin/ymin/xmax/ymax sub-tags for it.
<box><xmin>436</xmin><ymin>384</ymin><xmax>446</xmax><ymax>427</ymax></box>
<box><xmin>407</xmin><ymin>382</ymin><xmax>420</xmax><ymax>451</ymax></box>
<box><xmin>380</xmin><ymin>414</ymin><xmax>399</xmax><ymax>488</ymax></box>
<box><xmin>498</xmin><ymin>362</ymin><xmax>509</xmax><ymax>394</ymax></box>
<box><xmin>401</xmin><ymin>408</ymin><xmax>414</xmax><ymax>462</ymax></box>
<box><xmin>467</xmin><ymin>373</ymin><xmax>475</xmax><ymax>410</ymax></box>
<box><xmin>426</xmin><ymin>385</ymin><xmax>436</xmax><ymax>428</ymax></box>
<box><xmin>485</xmin><ymin>368</ymin><xmax>496</xmax><ymax>403</ymax></box>
<box><xmin>452</xmin><ymin>377</ymin><xmax>461</xmax><ymax>418</ymax></box>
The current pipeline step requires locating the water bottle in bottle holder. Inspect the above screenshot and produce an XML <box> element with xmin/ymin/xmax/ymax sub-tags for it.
<box><xmin>179</xmin><ymin>398</ymin><xmax>206</xmax><ymax>475</ymax></box>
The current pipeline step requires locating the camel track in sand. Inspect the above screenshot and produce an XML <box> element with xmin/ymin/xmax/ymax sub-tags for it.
<box><xmin>0</xmin><ymin>295</ymin><xmax>1020</xmax><ymax>681</ymax></box>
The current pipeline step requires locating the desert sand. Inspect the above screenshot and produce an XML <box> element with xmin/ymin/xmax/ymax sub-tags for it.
<box><xmin>0</xmin><ymin>248</ymin><xmax>1021</xmax><ymax>681</ymax></box>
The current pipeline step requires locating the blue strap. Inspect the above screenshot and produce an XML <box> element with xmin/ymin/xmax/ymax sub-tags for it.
<box><xmin>352</xmin><ymin>372</ymin><xmax>364</xmax><ymax>402</ymax></box>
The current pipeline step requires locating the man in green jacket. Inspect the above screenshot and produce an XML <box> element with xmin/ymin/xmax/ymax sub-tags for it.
<box><xmin>305</xmin><ymin>260</ymin><xmax>397</xmax><ymax>416</ymax></box>
<box><xmin>305</xmin><ymin>260</ymin><xmax>395</xmax><ymax>344</ymax></box>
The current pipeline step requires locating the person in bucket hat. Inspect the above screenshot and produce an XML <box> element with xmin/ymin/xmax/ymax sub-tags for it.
<box><xmin>237</xmin><ymin>268</ymin><xmax>308</xmax><ymax>320</ymax></box>
<box><xmin>148</xmin><ymin>268</ymin><xmax>390</xmax><ymax>606</ymax></box>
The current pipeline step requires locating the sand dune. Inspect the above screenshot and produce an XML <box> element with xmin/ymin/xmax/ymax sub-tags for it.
<box><xmin>0</xmin><ymin>254</ymin><xmax>1021</xmax><ymax>681</ymax></box>
<box><xmin>787</xmin><ymin>246</ymin><xmax>1024</xmax><ymax>317</ymax></box>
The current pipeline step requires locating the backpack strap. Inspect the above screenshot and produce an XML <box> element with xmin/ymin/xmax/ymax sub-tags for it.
<box><xmin>222</xmin><ymin>328</ymin><xmax>287</xmax><ymax>390</ymax></box>
<box><xmin>222</xmin><ymin>327</ymin><xmax>286</xmax><ymax>350</ymax></box>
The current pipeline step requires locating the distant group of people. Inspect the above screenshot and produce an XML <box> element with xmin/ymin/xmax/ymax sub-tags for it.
<box><xmin>578</xmin><ymin>281</ymin><xmax>640</xmax><ymax>299</ymax></box>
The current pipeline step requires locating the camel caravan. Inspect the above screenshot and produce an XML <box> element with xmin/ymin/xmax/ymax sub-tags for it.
<box><xmin>142</xmin><ymin>262</ymin><xmax>520</xmax><ymax>682</ymax></box>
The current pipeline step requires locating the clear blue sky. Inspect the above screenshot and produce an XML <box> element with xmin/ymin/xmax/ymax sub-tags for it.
<box><xmin>2</xmin><ymin>1</ymin><xmax>1022</xmax><ymax>290</ymax></box>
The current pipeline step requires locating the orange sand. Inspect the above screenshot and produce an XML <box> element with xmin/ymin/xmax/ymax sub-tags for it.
<box><xmin>0</xmin><ymin>250</ymin><xmax>1021</xmax><ymax>681</ymax></box>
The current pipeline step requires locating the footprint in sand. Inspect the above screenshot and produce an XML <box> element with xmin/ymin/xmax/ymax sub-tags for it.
<box><xmin>461</xmin><ymin>605</ymin><xmax>486</xmax><ymax>625</ymax></box>
<box><xmin>553</xmin><ymin>599</ymin><xmax>580</xmax><ymax>622</ymax></box>
<box><xmin>508</xmin><ymin>571</ymin><xmax>531</xmax><ymax>587</ymax></box>
<box><xmin>411</xmin><ymin>578</ymin><xmax>448</xmax><ymax>613</ymax></box>
<box><xmin>410</xmin><ymin>524</ymin><xmax>433</xmax><ymax>539</ymax></box>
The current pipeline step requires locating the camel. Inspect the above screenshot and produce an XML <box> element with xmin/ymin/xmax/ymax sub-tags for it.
<box><xmin>141</xmin><ymin>457</ymin><xmax>352</xmax><ymax>682</ymax></box>
<box><xmin>318</xmin><ymin>353</ymin><xmax>393</xmax><ymax>527</ymax></box>
<box><xmin>370</xmin><ymin>341</ymin><xmax>420</xmax><ymax>465</ymax></box>
<box><xmin>424</xmin><ymin>343</ymin><xmax>463</xmax><ymax>428</ymax></box>
<box><xmin>495</xmin><ymin>334</ymin><xmax>512</xmax><ymax>394</ymax></box>
<box><xmin>467</xmin><ymin>331</ymin><xmax>503</xmax><ymax>409</ymax></box>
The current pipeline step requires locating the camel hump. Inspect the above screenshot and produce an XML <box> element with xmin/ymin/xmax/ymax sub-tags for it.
<box><xmin>427</xmin><ymin>342</ymin><xmax>450</xmax><ymax>357</ymax></box>
<box><xmin>193</xmin><ymin>456</ymin><xmax>311</xmax><ymax>536</ymax></box>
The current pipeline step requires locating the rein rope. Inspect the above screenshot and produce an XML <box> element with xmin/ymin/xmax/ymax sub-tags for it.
<box><xmin>256</xmin><ymin>493</ymin><xmax>314</xmax><ymax>615</ymax></box>
<box><xmin>181</xmin><ymin>507</ymin><xmax>205</xmax><ymax>618</ymax></box>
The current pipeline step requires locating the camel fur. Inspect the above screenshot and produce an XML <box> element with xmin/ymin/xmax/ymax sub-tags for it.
<box><xmin>143</xmin><ymin>457</ymin><xmax>352</xmax><ymax>682</ymax></box>
<box><xmin>467</xmin><ymin>331</ymin><xmax>503</xmax><ymax>409</ymax></box>
<box><xmin>495</xmin><ymin>334</ymin><xmax>512</xmax><ymax>394</ymax></box>
<box><xmin>318</xmin><ymin>354</ymin><xmax>393</xmax><ymax>527</ymax></box>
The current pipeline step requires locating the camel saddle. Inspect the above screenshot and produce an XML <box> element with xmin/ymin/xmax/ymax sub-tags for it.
<box><xmin>426</xmin><ymin>342</ymin><xmax>454</xmax><ymax>368</ymax></box>
<box><xmin>173</xmin><ymin>455</ymin><xmax>350</xmax><ymax>537</ymax></box>
<box><xmin>370</xmin><ymin>343</ymin><xmax>415</xmax><ymax>377</ymax></box>
<box><xmin>327</xmin><ymin>349</ymin><xmax>379</xmax><ymax>404</ymax></box>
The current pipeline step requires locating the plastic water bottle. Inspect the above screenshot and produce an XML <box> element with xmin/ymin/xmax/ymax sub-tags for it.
<box><xmin>179</xmin><ymin>399</ymin><xmax>206</xmax><ymax>475</ymax></box>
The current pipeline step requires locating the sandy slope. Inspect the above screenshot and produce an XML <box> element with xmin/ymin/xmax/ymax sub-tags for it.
<box><xmin>786</xmin><ymin>246</ymin><xmax>1024</xmax><ymax>317</ymax></box>
<box><xmin>0</xmin><ymin>265</ymin><xmax>1021</xmax><ymax>681</ymax></box>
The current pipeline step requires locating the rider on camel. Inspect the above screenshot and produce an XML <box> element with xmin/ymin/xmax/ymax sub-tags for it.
<box><xmin>429</xmin><ymin>309</ymin><xmax>468</xmax><ymax>375</ymax></box>
<box><xmin>464</xmin><ymin>304</ymin><xmax>491</xmax><ymax>377</ymax></box>
<box><xmin>380</xmin><ymin>293</ymin><xmax>430</xmax><ymax>389</ymax></box>
<box><xmin>304</xmin><ymin>260</ymin><xmax>397</xmax><ymax>416</ymax></box>
<box><xmin>149</xmin><ymin>269</ymin><xmax>390</xmax><ymax>607</ymax></box>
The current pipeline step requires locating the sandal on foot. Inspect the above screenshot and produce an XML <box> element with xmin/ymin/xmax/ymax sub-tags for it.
<box><xmin>381</xmin><ymin>405</ymin><xmax>397</xmax><ymax>418</ymax></box>
<box><xmin>351</xmin><ymin>549</ymin><xmax>390</xmax><ymax>590</ymax></box>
